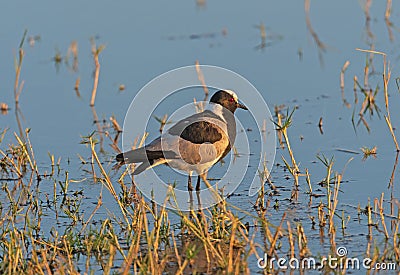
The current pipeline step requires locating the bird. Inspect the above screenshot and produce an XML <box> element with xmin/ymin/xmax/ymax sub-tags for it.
<box><xmin>116</xmin><ymin>90</ymin><xmax>248</xmax><ymax>191</ymax></box>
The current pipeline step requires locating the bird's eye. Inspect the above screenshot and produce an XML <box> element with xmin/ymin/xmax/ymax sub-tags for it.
<box><xmin>229</xmin><ymin>97</ymin><xmax>235</xmax><ymax>103</ymax></box>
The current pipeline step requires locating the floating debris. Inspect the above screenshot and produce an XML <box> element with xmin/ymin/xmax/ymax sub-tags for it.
<box><xmin>166</xmin><ymin>28</ymin><xmax>227</xmax><ymax>41</ymax></box>
<box><xmin>318</xmin><ymin>117</ymin><xmax>324</xmax><ymax>134</ymax></box>
<box><xmin>0</xmin><ymin>102</ymin><xmax>9</xmax><ymax>115</ymax></box>
<box><xmin>361</xmin><ymin>146</ymin><xmax>377</xmax><ymax>161</ymax></box>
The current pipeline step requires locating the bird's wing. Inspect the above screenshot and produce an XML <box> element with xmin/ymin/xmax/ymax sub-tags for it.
<box><xmin>167</xmin><ymin>110</ymin><xmax>228</xmax><ymax>144</ymax></box>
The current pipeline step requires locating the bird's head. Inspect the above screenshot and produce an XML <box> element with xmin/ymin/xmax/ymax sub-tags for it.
<box><xmin>210</xmin><ymin>90</ymin><xmax>248</xmax><ymax>113</ymax></box>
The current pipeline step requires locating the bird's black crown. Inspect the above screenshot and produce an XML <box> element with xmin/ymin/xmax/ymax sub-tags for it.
<box><xmin>210</xmin><ymin>90</ymin><xmax>247</xmax><ymax>113</ymax></box>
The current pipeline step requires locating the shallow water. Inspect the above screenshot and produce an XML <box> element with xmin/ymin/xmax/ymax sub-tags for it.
<box><xmin>1</xmin><ymin>0</ymin><xmax>400</xmax><ymax>273</ymax></box>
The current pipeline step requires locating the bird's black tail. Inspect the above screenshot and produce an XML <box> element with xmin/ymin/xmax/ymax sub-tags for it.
<box><xmin>116</xmin><ymin>149</ymin><xmax>178</xmax><ymax>164</ymax></box>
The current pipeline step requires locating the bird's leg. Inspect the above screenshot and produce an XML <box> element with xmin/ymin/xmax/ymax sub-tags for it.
<box><xmin>196</xmin><ymin>178</ymin><xmax>202</xmax><ymax>210</ymax></box>
<box><xmin>188</xmin><ymin>172</ymin><xmax>193</xmax><ymax>192</ymax></box>
<box><xmin>196</xmin><ymin>174</ymin><xmax>202</xmax><ymax>191</ymax></box>
<box><xmin>189</xmin><ymin>190</ymin><xmax>194</xmax><ymax>211</ymax></box>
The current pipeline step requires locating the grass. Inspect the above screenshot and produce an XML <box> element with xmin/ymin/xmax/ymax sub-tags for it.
<box><xmin>1</xmin><ymin>107</ymin><xmax>399</xmax><ymax>274</ymax></box>
<box><xmin>14</xmin><ymin>29</ymin><xmax>27</xmax><ymax>105</ymax></box>
<box><xmin>90</xmin><ymin>38</ymin><xmax>105</xmax><ymax>107</ymax></box>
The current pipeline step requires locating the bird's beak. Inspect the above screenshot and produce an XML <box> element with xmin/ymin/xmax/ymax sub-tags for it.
<box><xmin>237</xmin><ymin>101</ymin><xmax>248</xmax><ymax>110</ymax></box>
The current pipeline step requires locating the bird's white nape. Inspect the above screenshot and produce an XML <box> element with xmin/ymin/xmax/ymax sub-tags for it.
<box><xmin>205</xmin><ymin>103</ymin><xmax>227</xmax><ymax>122</ymax></box>
<box><xmin>224</xmin><ymin>89</ymin><xmax>238</xmax><ymax>102</ymax></box>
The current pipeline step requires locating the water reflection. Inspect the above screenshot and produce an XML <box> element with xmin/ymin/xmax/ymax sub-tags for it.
<box><xmin>304</xmin><ymin>0</ymin><xmax>327</xmax><ymax>66</ymax></box>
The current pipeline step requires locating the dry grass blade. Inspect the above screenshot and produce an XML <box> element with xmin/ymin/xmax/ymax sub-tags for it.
<box><xmin>341</xmin><ymin>61</ymin><xmax>351</xmax><ymax>108</ymax></box>
<box><xmin>90</xmin><ymin>38</ymin><xmax>105</xmax><ymax>106</ymax></box>
<box><xmin>275</xmin><ymin>108</ymin><xmax>300</xmax><ymax>187</ymax></box>
<box><xmin>268</xmin><ymin>212</ymin><xmax>286</xmax><ymax>256</ymax></box>
<box><xmin>89</xmin><ymin>136</ymin><xmax>131</xmax><ymax>229</ymax></box>
<box><xmin>340</xmin><ymin>60</ymin><xmax>350</xmax><ymax>90</ymax></box>
<box><xmin>388</xmin><ymin>151</ymin><xmax>398</xmax><ymax>189</ymax></box>
<box><xmin>74</xmin><ymin>77</ymin><xmax>81</xmax><ymax>98</ymax></box>
<box><xmin>14</xmin><ymin>29</ymin><xmax>27</xmax><ymax>104</ymax></box>
<box><xmin>195</xmin><ymin>60</ymin><xmax>209</xmax><ymax>100</ymax></box>
<box><xmin>376</xmin><ymin>193</ymin><xmax>390</xmax><ymax>239</ymax></box>
<box><xmin>356</xmin><ymin>48</ymin><xmax>399</xmax><ymax>151</ymax></box>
